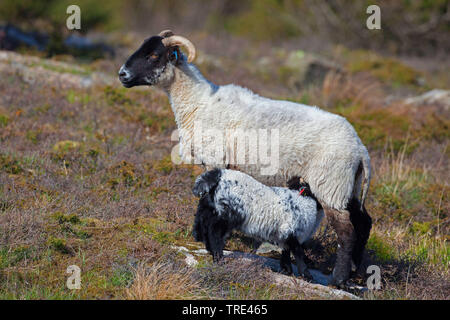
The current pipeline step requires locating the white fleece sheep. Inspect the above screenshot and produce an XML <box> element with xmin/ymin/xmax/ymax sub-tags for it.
<box><xmin>119</xmin><ymin>31</ymin><xmax>372</xmax><ymax>285</ymax></box>
<box><xmin>163</xmin><ymin>61</ymin><xmax>371</xmax><ymax>212</ymax></box>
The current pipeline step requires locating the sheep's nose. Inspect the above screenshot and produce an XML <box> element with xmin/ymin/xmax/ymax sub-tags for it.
<box><xmin>118</xmin><ymin>65</ymin><xmax>131</xmax><ymax>81</ymax></box>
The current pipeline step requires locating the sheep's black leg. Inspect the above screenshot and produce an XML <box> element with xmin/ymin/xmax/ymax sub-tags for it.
<box><xmin>324</xmin><ymin>207</ymin><xmax>355</xmax><ymax>288</ymax></box>
<box><xmin>348</xmin><ymin>199</ymin><xmax>372</xmax><ymax>272</ymax></box>
<box><xmin>286</xmin><ymin>236</ymin><xmax>312</xmax><ymax>280</ymax></box>
<box><xmin>280</xmin><ymin>249</ymin><xmax>293</xmax><ymax>275</ymax></box>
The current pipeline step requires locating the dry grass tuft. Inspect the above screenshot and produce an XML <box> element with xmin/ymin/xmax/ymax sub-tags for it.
<box><xmin>125</xmin><ymin>261</ymin><xmax>203</xmax><ymax>300</ymax></box>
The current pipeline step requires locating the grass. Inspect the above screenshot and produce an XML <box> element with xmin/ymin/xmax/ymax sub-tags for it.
<box><xmin>345</xmin><ymin>50</ymin><xmax>420</xmax><ymax>86</ymax></box>
<box><xmin>125</xmin><ymin>261</ymin><xmax>203</xmax><ymax>299</ymax></box>
<box><xmin>0</xmin><ymin>38</ymin><xmax>448</xmax><ymax>300</ymax></box>
<box><xmin>0</xmin><ymin>114</ymin><xmax>9</xmax><ymax>127</ymax></box>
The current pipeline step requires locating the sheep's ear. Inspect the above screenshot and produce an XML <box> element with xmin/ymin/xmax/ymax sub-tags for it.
<box><xmin>168</xmin><ymin>47</ymin><xmax>180</xmax><ymax>64</ymax></box>
<box><xmin>287</xmin><ymin>176</ymin><xmax>301</xmax><ymax>190</ymax></box>
<box><xmin>193</xmin><ymin>169</ymin><xmax>222</xmax><ymax>197</ymax></box>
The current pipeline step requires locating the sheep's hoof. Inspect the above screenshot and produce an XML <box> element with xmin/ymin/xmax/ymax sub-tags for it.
<box><xmin>328</xmin><ymin>277</ymin><xmax>347</xmax><ymax>289</ymax></box>
<box><xmin>300</xmin><ymin>269</ymin><xmax>313</xmax><ymax>281</ymax></box>
<box><xmin>280</xmin><ymin>268</ymin><xmax>293</xmax><ymax>276</ymax></box>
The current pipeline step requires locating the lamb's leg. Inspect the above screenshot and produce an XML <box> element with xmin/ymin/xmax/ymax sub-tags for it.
<box><xmin>324</xmin><ymin>207</ymin><xmax>356</xmax><ymax>288</ymax></box>
<box><xmin>208</xmin><ymin>221</ymin><xmax>227</xmax><ymax>263</ymax></box>
<box><xmin>286</xmin><ymin>236</ymin><xmax>312</xmax><ymax>280</ymax></box>
<box><xmin>280</xmin><ymin>249</ymin><xmax>293</xmax><ymax>275</ymax></box>
<box><xmin>250</xmin><ymin>239</ymin><xmax>262</xmax><ymax>254</ymax></box>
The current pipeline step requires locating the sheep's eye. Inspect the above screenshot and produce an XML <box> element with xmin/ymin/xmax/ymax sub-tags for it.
<box><xmin>147</xmin><ymin>53</ymin><xmax>158</xmax><ymax>61</ymax></box>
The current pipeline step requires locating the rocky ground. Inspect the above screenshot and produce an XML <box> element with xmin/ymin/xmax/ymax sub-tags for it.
<box><xmin>0</xmin><ymin>38</ymin><xmax>448</xmax><ymax>299</ymax></box>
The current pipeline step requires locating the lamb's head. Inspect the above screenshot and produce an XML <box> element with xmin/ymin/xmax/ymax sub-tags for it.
<box><xmin>118</xmin><ymin>30</ymin><xmax>196</xmax><ymax>88</ymax></box>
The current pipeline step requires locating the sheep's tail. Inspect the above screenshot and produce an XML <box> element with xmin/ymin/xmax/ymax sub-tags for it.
<box><xmin>360</xmin><ymin>152</ymin><xmax>371</xmax><ymax>210</ymax></box>
<box><xmin>192</xmin><ymin>168</ymin><xmax>222</xmax><ymax>197</ymax></box>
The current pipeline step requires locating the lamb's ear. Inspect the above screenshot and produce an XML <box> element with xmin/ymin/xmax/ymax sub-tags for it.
<box><xmin>192</xmin><ymin>169</ymin><xmax>222</xmax><ymax>197</ymax></box>
<box><xmin>193</xmin><ymin>177</ymin><xmax>209</xmax><ymax>197</ymax></box>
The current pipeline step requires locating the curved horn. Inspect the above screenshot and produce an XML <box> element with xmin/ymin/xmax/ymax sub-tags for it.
<box><xmin>162</xmin><ymin>35</ymin><xmax>196</xmax><ymax>63</ymax></box>
<box><xmin>158</xmin><ymin>29</ymin><xmax>174</xmax><ymax>38</ymax></box>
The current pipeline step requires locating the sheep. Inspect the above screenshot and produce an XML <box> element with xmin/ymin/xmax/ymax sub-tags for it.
<box><xmin>192</xmin><ymin>168</ymin><xmax>324</xmax><ymax>279</ymax></box>
<box><xmin>119</xmin><ymin>30</ymin><xmax>372</xmax><ymax>287</ymax></box>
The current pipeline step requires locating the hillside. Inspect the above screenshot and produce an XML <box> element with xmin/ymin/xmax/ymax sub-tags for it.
<box><xmin>0</xmin><ymin>34</ymin><xmax>448</xmax><ymax>299</ymax></box>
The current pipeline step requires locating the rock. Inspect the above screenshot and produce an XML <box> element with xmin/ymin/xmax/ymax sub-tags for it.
<box><xmin>255</xmin><ymin>242</ymin><xmax>282</xmax><ymax>255</ymax></box>
<box><xmin>271</xmin><ymin>273</ymin><xmax>359</xmax><ymax>300</ymax></box>
<box><xmin>172</xmin><ymin>245</ymin><xmax>361</xmax><ymax>300</ymax></box>
<box><xmin>283</xmin><ymin>50</ymin><xmax>342</xmax><ymax>89</ymax></box>
<box><xmin>0</xmin><ymin>50</ymin><xmax>115</xmax><ymax>89</ymax></box>
<box><xmin>403</xmin><ymin>89</ymin><xmax>450</xmax><ymax>110</ymax></box>
<box><xmin>0</xmin><ymin>24</ymin><xmax>114</xmax><ymax>57</ymax></box>
<box><xmin>184</xmin><ymin>253</ymin><xmax>199</xmax><ymax>267</ymax></box>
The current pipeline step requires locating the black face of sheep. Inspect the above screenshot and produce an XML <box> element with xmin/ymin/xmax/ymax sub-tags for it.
<box><xmin>118</xmin><ymin>36</ymin><xmax>176</xmax><ymax>87</ymax></box>
<box><xmin>119</xmin><ymin>30</ymin><xmax>196</xmax><ymax>88</ymax></box>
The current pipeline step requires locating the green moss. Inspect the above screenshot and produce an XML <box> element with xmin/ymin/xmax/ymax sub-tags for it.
<box><xmin>0</xmin><ymin>279</ymin><xmax>79</xmax><ymax>300</ymax></box>
<box><xmin>51</xmin><ymin>211</ymin><xmax>81</xmax><ymax>224</ymax></box>
<box><xmin>420</xmin><ymin>112</ymin><xmax>450</xmax><ymax>142</ymax></box>
<box><xmin>35</xmin><ymin>62</ymin><xmax>91</xmax><ymax>76</ymax></box>
<box><xmin>87</xmin><ymin>148</ymin><xmax>100</xmax><ymax>159</ymax></box>
<box><xmin>367</xmin><ymin>234</ymin><xmax>396</xmax><ymax>263</ymax></box>
<box><xmin>52</xmin><ymin>140</ymin><xmax>81</xmax><ymax>160</ymax></box>
<box><xmin>410</xmin><ymin>221</ymin><xmax>432</xmax><ymax>236</ymax></box>
<box><xmin>153</xmin><ymin>155</ymin><xmax>174</xmax><ymax>174</ymax></box>
<box><xmin>227</xmin><ymin>282</ymin><xmax>265</xmax><ymax>299</ymax></box>
<box><xmin>373</xmin><ymin>168</ymin><xmax>432</xmax><ymax>221</ymax></box>
<box><xmin>47</xmin><ymin>237</ymin><xmax>70</xmax><ymax>254</ymax></box>
<box><xmin>346</xmin><ymin>50</ymin><xmax>419</xmax><ymax>86</ymax></box>
<box><xmin>138</xmin><ymin>110</ymin><xmax>174</xmax><ymax>133</ymax></box>
<box><xmin>26</xmin><ymin>130</ymin><xmax>40</xmax><ymax>144</ymax></box>
<box><xmin>34</xmin><ymin>103</ymin><xmax>52</xmax><ymax>114</ymax></box>
<box><xmin>104</xmin><ymin>86</ymin><xmax>132</xmax><ymax>106</ymax></box>
<box><xmin>66</xmin><ymin>90</ymin><xmax>76</xmax><ymax>104</ymax></box>
<box><xmin>107</xmin><ymin>161</ymin><xmax>137</xmax><ymax>187</ymax></box>
<box><xmin>109</xmin><ymin>268</ymin><xmax>133</xmax><ymax>287</ymax></box>
<box><xmin>0</xmin><ymin>246</ymin><xmax>34</xmax><ymax>268</ymax></box>
<box><xmin>66</xmin><ymin>90</ymin><xmax>92</xmax><ymax>104</ymax></box>
<box><xmin>0</xmin><ymin>153</ymin><xmax>23</xmax><ymax>174</ymax></box>
<box><xmin>342</xmin><ymin>107</ymin><xmax>414</xmax><ymax>152</ymax></box>
<box><xmin>0</xmin><ymin>114</ymin><xmax>9</xmax><ymax>127</ymax></box>
<box><xmin>131</xmin><ymin>218</ymin><xmax>178</xmax><ymax>245</ymax></box>
<box><xmin>223</xmin><ymin>0</ymin><xmax>301</xmax><ymax>41</ymax></box>
<box><xmin>404</xmin><ymin>237</ymin><xmax>449</xmax><ymax>269</ymax></box>
<box><xmin>146</xmin><ymin>186</ymin><xmax>170</xmax><ymax>202</ymax></box>
<box><xmin>277</xmin><ymin>66</ymin><xmax>298</xmax><ymax>84</ymax></box>
<box><xmin>152</xmin><ymin>231</ymin><xmax>175</xmax><ymax>244</ymax></box>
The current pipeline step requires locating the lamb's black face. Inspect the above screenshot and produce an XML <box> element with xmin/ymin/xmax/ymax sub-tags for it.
<box><xmin>119</xmin><ymin>36</ymin><xmax>176</xmax><ymax>87</ymax></box>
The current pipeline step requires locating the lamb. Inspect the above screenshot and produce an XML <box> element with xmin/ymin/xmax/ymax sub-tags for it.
<box><xmin>119</xmin><ymin>30</ymin><xmax>372</xmax><ymax>287</ymax></box>
<box><xmin>192</xmin><ymin>168</ymin><xmax>324</xmax><ymax>279</ymax></box>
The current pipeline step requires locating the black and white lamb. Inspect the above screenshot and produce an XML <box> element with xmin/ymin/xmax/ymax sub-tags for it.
<box><xmin>192</xmin><ymin>168</ymin><xmax>324</xmax><ymax>279</ymax></box>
